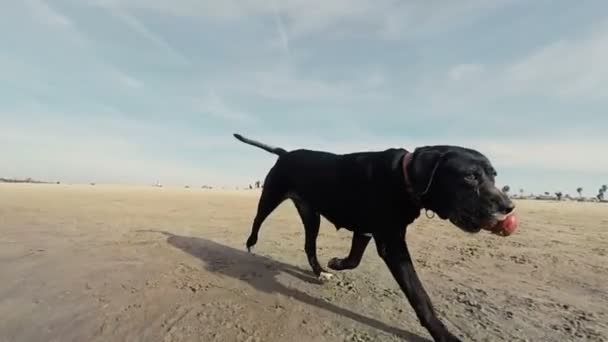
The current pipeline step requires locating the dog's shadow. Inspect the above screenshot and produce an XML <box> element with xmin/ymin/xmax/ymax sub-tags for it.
<box><xmin>142</xmin><ymin>230</ymin><xmax>430</xmax><ymax>342</ymax></box>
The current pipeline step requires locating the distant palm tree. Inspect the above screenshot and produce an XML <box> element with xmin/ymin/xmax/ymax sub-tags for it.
<box><xmin>577</xmin><ymin>187</ymin><xmax>583</xmax><ymax>198</ymax></box>
<box><xmin>555</xmin><ymin>192</ymin><xmax>563</xmax><ymax>201</ymax></box>
<box><xmin>502</xmin><ymin>185</ymin><xmax>510</xmax><ymax>194</ymax></box>
<box><xmin>598</xmin><ymin>185</ymin><xmax>607</xmax><ymax>201</ymax></box>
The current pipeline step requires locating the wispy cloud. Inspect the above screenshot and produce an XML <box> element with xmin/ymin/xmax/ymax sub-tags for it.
<box><xmin>24</xmin><ymin>0</ymin><xmax>72</xmax><ymax>28</ymax></box>
<box><xmin>108</xmin><ymin>68</ymin><xmax>144</xmax><ymax>89</ymax></box>
<box><xmin>272</xmin><ymin>4</ymin><xmax>291</xmax><ymax>58</ymax></box>
<box><xmin>413</xmin><ymin>20</ymin><xmax>608</xmax><ymax>115</ymax></box>
<box><xmin>477</xmin><ymin>22</ymin><xmax>606</xmax><ymax>97</ymax></box>
<box><xmin>98</xmin><ymin>2</ymin><xmax>190</xmax><ymax>65</ymax></box>
<box><xmin>504</xmin><ymin>21</ymin><xmax>608</xmax><ymax>99</ymax></box>
<box><xmin>19</xmin><ymin>0</ymin><xmax>149</xmax><ymax>92</ymax></box>
<box><xmin>193</xmin><ymin>90</ymin><xmax>256</xmax><ymax>123</ymax></box>
<box><xmin>380</xmin><ymin>1</ymin><xmax>515</xmax><ymax>40</ymax></box>
<box><xmin>475</xmin><ymin>139</ymin><xmax>608</xmax><ymax>173</ymax></box>
<box><xmin>0</xmin><ymin>110</ymin><xmax>239</xmax><ymax>186</ymax></box>
<box><xmin>448</xmin><ymin>63</ymin><xmax>485</xmax><ymax>82</ymax></box>
<box><xmin>95</xmin><ymin>0</ymin><xmax>511</xmax><ymax>41</ymax></box>
<box><xmin>215</xmin><ymin>65</ymin><xmax>387</xmax><ymax>103</ymax></box>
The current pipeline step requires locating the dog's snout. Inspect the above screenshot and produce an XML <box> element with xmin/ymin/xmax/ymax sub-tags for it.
<box><xmin>489</xmin><ymin>187</ymin><xmax>515</xmax><ymax>214</ymax></box>
<box><xmin>505</xmin><ymin>202</ymin><xmax>515</xmax><ymax>214</ymax></box>
<box><xmin>499</xmin><ymin>200</ymin><xmax>515</xmax><ymax>214</ymax></box>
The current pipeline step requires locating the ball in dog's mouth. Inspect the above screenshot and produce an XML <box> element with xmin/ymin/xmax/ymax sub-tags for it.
<box><xmin>490</xmin><ymin>213</ymin><xmax>518</xmax><ymax>236</ymax></box>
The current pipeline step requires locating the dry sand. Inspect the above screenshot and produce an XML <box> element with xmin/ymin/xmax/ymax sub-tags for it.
<box><xmin>0</xmin><ymin>183</ymin><xmax>607</xmax><ymax>342</ymax></box>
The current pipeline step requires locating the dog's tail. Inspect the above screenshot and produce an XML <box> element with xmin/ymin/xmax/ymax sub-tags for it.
<box><xmin>233</xmin><ymin>133</ymin><xmax>288</xmax><ymax>156</ymax></box>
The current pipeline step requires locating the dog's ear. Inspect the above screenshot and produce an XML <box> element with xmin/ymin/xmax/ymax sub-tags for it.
<box><xmin>410</xmin><ymin>147</ymin><xmax>454</xmax><ymax>219</ymax></box>
<box><xmin>410</xmin><ymin>147</ymin><xmax>443</xmax><ymax>195</ymax></box>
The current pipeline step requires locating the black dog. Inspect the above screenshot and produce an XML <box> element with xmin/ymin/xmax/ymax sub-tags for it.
<box><xmin>233</xmin><ymin>133</ymin><xmax>514</xmax><ymax>342</ymax></box>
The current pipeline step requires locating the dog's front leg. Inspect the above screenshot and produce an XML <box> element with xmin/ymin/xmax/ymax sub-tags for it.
<box><xmin>375</xmin><ymin>235</ymin><xmax>461</xmax><ymax>342</ymax></box>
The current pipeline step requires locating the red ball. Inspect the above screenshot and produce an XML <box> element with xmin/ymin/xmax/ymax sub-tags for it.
<box><xmin>496</xmin><ymin>214</ymin><xmax>518</xmax><ymax>236</ymax></box>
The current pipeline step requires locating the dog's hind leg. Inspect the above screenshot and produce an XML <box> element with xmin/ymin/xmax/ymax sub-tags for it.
<box><xmin>246</xmin><ymin>171</ymin><xmax>286</xmax><ymax>252</ymax></box>
<box><xmin>293</xmin><ymin>200</ymin><xmax>332</xmax><ymax>281</ymax></box>
<box><xmin>327</xmin><ymin>232</ymin><xmax>371</xmax><ymax>271</ymax></box>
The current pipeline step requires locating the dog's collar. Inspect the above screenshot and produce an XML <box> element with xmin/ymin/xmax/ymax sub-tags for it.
<box><xmin>401</xmin><ymin>152</ymin><xmax>423</xmax><ymax>208</ymax></box>
<box><xmin>402</xmin><ymin>152</ymin><xmax>421</xmax><ymax>205</ymax></box>
<box><xmin>402</xmin><ymin>152</ymin><xmax>414</xmax><ymax>191</ymax></box>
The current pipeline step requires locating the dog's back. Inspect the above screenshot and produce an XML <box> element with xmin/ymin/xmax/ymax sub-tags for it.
<box><xmin>273</xmin><ymin>148</ymin><xmax>414</xmax><ymax>230</ymax></box>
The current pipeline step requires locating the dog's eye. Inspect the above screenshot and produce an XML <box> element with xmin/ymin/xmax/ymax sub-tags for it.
<box><xmin>464</xmin><ymin>174</ymin><xmax>477</xmax><ymax>184</ymax></box>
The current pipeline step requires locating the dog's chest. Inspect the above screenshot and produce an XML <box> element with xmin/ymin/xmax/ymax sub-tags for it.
<box><xmin>288</xmin><ymin>189</ymin><xmax>406</xmax><ymax>233</ymax></box>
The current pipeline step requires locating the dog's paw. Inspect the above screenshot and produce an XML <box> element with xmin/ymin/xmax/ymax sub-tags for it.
<box><xmin>328</xmin><ymin>257</ymin><xmax>357</xmax><ymax>271</ymax></box>
<box><xmin>446</xmin><ymin>334</ymin><xmax>462</xmax><ymax>342</ymax></box>
<box><xmin>246</xmin><ymin>235</ymin><xmax>257</xmax><ymax>252</ymax></box>
<box><xmin>328</xmin><ymin>257</ymin><xmax>352</xmax><ymax>270</ymax></box>
<box><xmin>436</xmin><ymin>331</ymin><xmax>462</xmax><ymax>342</ymax></box>
<box><xmin>318</xmin><ymin>271</ymin><xmax>334</xmax><ymax>282</ymax></box>
<box><xmin>327</xmin><ymin>257</ymin><xmax>342</xmax><ymax>270</ymax></box>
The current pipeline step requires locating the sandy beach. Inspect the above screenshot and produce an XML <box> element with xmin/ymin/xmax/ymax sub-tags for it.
<box><xmin>1</xmin><ymin>183</ymin><xmax>606</xmax><ymax>341</ymax></box>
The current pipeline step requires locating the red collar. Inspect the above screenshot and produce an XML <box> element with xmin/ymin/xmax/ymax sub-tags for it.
<box><xmin>403</xmin><ymin>152</ymin><xmax>427</xmax><ymax>209</ymax></box>
<box><xmin>402</xmin><ymin>151</ymin><xmax>414</xmax><ymax>192</ymax></box>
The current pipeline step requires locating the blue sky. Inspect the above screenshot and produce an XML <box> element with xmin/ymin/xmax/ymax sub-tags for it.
<box><xmin>1</xmin><ymin>0</ymin><xmax>606</xmax><ymax>196</ymax></box>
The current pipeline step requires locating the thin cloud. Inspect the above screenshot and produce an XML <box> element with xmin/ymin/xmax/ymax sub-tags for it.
<box><xmin>24</xmin><ymin>0</ymin><xmax>72</xmax><ymax>28</ymax></box>
<box><xmin>0</xmin><ymin>112</ymin><xmax>235</xmax><ymax>186</ymax></box>
<box><xmin>2</xmin><ymin>111</ymin><xmax>605</xmax><ymax>188</ymax></box>
<box><xmin>19</xmin><ymin>1</ymin><xmax>148</xmax><ymax>91</ymax></box>
<box><xmin>95</xmin><ymin>0</ymin><xmax>510</xmax><ymax>41</ymax></box>
<box><xmin>272</xmin><ymin>4</ymin><xmax>291</xmax><ymax>58</ymax></box>
<box><xmin>216</xmin><ymin>65</ymin><xmax>388</xmax><ymax>102</ymax></box>
<box><xmin>108</xmin><ymin>68</ymin><xmax>144</xmax><ymax>89</ymax></box>
<box><xmin>99</xmin><ymin>2</ymin><xmax>190</xmax><ymax>65</ymax></box>
<box><xmin>448</xmin><ymin>63</ymin><xmax>485</xmax><ymax>82</ymax></box>
<box><xmin>504</xmin><ymin>21</ymin><xmax>608</xmax><ymax>99</ymax></box>
<box><xmin>379</xmin><ymin>0</ymin><xmax>515</xmax><ymax>40</ymax></box>
<box><xmin>412</xmin><ymin>21</ymin><xmax>608</xmax><ymax>116</ymax></box>
<box><xmin>475</xmin><ymin>139</ymin><xmax>608</xmax><ymax>173</ymax></box>
<box><xmin>193</xmin><ymin>91</ymin><xmax>256</xmax><ymax>123</ymax></box>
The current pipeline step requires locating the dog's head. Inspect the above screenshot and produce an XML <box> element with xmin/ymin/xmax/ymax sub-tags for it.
<box><xmin>409</xmin><ymin>146</ymin><xmax>514</xmax><ymax>233</ymax></box>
